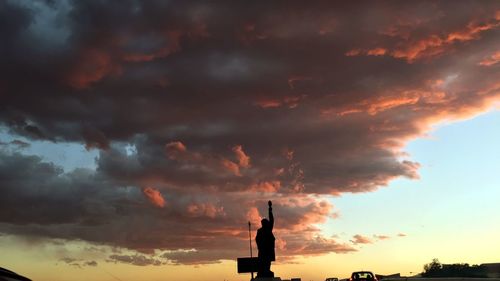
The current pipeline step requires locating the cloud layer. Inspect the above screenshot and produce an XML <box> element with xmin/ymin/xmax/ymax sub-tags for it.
<box><xmin>0</xmin><ymin>0</ymin><xmax>498</xmax><ymax>265</ymax></box>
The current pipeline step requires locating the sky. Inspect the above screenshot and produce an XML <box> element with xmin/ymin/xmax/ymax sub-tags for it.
<box><xmin>0</xmin><ymin>1</ymin><xmax>499</xmax><ymax>281</ymax></box>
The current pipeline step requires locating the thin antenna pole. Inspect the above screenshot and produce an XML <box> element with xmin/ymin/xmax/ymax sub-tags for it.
<box><xmin>248</xmin><ymin>221</ymin><xmax>254</xmax><ymax>280</ymax></box>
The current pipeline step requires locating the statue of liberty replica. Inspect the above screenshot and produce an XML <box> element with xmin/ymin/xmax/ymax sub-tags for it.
<box><xmin>256</xmin><ymin>200</ymin><xmax>275</xmax><ymax>278</ymax></box>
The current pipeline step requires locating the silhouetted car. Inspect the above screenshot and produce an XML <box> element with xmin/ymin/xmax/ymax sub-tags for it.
<box><xmin>326</xmin><ymin>278</ymin><xmax>339</xmax><ymax>281</ymax></box>
<box><xmin>350</xmin><ymin>271</ymin><xmax>377</xmax><ymax>281</ymax></box>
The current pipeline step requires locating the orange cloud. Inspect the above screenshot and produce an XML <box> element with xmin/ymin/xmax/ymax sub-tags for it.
<box><xmin>275</xmin><ymin>197</ymin><xmax>333</xmax><ymax>231</ymax></box>
<box><xmin>346</xmin><ymin>47</ymin><xmax>388</xmax><ymax>57</ymax></box>
<box><xmin>164</xmin><ymin>141</ymin><xmax>255</xmax><ymax>178</ymax></box>
<box><xmin>165</xmin><ymin>141</ymin><xmax>189</xmax><ymax>161</ymax></box>
<box><xmin>330</xmin><ymin>88</ymin><xmax>450</xmax><ymax>117</ymax></box>
<box><xmin>249</xmin><ymin>181</ymin><xmax>281</xmax><ymax>192</ymax></box>
<box><xmin>367</xmin><ymin>48</ymin><xmax>387</xmax><ymax>56</ymax></box>
<box><xmin>254</xmin><ymin>98</ymin><xmax>282</xmax><ymax>108</ymax></box>
<box><xmin>187</xmin><ymin>202</ymin><xmax>225</xmax><ymax>218</ymax></box>
<box><xmin>232</xmin><ymin>145</ymin><xmax>250</xmax><ymax>167</ymax></box>
<box><xmin>220</xmin><ymin>158</ymin><xmax>241</xmax><ymax>176</ymax></box>
<box><xmin>142</xmin><ymin>187</ymin><xmax>166</xmax><ymax>208</ymax></box>
<box><xmin>365</xmin><ymin>94</ymin><xmax>420</xmax><ymax>115</ymax></box>
<box><xmin>246</xmin><ymin>207</ymin><xmax>262</xmax><ymax>227</ymax></box>
<box><xmin>479</xmin><ymin>51</ymin><xmax>500</xmax><ymax>66</ymax></box>
<box><xmin>254</xmin><ymin>95</ymin><xmax>305</xmax><ymax>109</ymax></box>
<box><xmin>67</xmin><ymin>49</ymin><xmax>121</xmax><ymax>89</ymax></box>
<box><xmin>347</xmin><ymin>13</ymin><xmax>500</xmax><ymax>63</ymax></box>
<box><xmin>345</xmin><ymin>49</ymin><xmax>362</xmax><ymax>56</ymax></box>
<box><xmin>446</xmin><ymin>21</ymin><xmax>498</xmax><ymax>41</ymax></box>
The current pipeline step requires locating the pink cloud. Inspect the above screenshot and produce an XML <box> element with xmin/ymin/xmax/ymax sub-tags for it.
<box><xmin>374</xmin><ymin>234</ymin><xmax>391</xmax><ymax>240</ymax></box>
<box><xmin>351</xmin><ymin>234</ymin><xmax>373</xmax><ymax>245</ymax></box>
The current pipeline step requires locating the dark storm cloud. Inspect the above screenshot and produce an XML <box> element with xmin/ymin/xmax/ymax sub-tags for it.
<box><xmin>59</xmin><ymin>257</ymin><xmax>98</xmax><ymax>268</ymax></box>
<box><xmin>108</xmin><ymin>254</ymin><xmax>164</xmax><ymax>266</ymax></box>
<box><xmin>0</xmin><ymin>139</ymin><xmax>30</xmax><ymax>149</ymax></box>
<box><xmin>0</xmin><ymin>151</ymin><xmax>140</xmax><ymax>226</ymax></box>
<box><xmin>0</xmin><ymin>0</ymin><xmax>499</xmax><ymax>264</ymax></box>
<box><xmin>0</xmin><ymin>150</ymin><xmax>352</xmax><ymax>263</ymax></box>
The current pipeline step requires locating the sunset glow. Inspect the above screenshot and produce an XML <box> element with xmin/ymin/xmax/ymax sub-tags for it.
<box><xmin>0</xmin><ymin>1</ymin><xmax>499</xmax><ymax>281</ymax></box>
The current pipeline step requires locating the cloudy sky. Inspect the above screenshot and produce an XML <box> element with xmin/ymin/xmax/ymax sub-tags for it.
<box><xmin>0</xmin><ymin>1</ymin><xmax>499</xmax><ymax>280</ymax></box>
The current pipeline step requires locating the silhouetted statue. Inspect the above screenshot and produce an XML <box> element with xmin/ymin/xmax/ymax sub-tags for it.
<box><xmin>256</xmin><ymin>200</ymin><xmax>275</xmax><ymax>278</ymax></box>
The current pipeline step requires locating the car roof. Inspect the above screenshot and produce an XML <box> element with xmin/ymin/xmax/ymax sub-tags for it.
<box><xmin>352</xmin><ymin>271</ymin><xmax>373</xmax><ymax>274</ymax></box>
<box><xmin>0</xmin><ymin>268</ymin><xmax>31</xmax><ymax>281</ymax></box>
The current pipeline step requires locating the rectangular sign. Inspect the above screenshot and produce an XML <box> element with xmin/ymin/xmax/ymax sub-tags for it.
<box><xmin>237</xmin><ymin>257</ymin><xmax>259</xmax><ymax>273</ymax></box>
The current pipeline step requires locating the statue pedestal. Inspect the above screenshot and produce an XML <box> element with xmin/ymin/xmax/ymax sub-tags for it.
<box><xmin>251</xmin><ymin>278</ymin><xmax>281</xmax><ymax>281</ymax></box>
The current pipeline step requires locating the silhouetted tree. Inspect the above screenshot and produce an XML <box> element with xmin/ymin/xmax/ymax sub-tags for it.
<box><xmin>423</xmin><ymin>258</ymin><xmax>442</xmax><ymax>277</ymax></box>
<box><xmin>422</xmin><ymin>259</ymin><xmax>488</xmax><ymax>278</ymax></box>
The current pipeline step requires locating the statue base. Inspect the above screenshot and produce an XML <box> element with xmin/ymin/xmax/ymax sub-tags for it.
<box><xmin>251</xmin><ymin>278</ymin><xmax>281</xmax><ymax>281</ymax></box>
